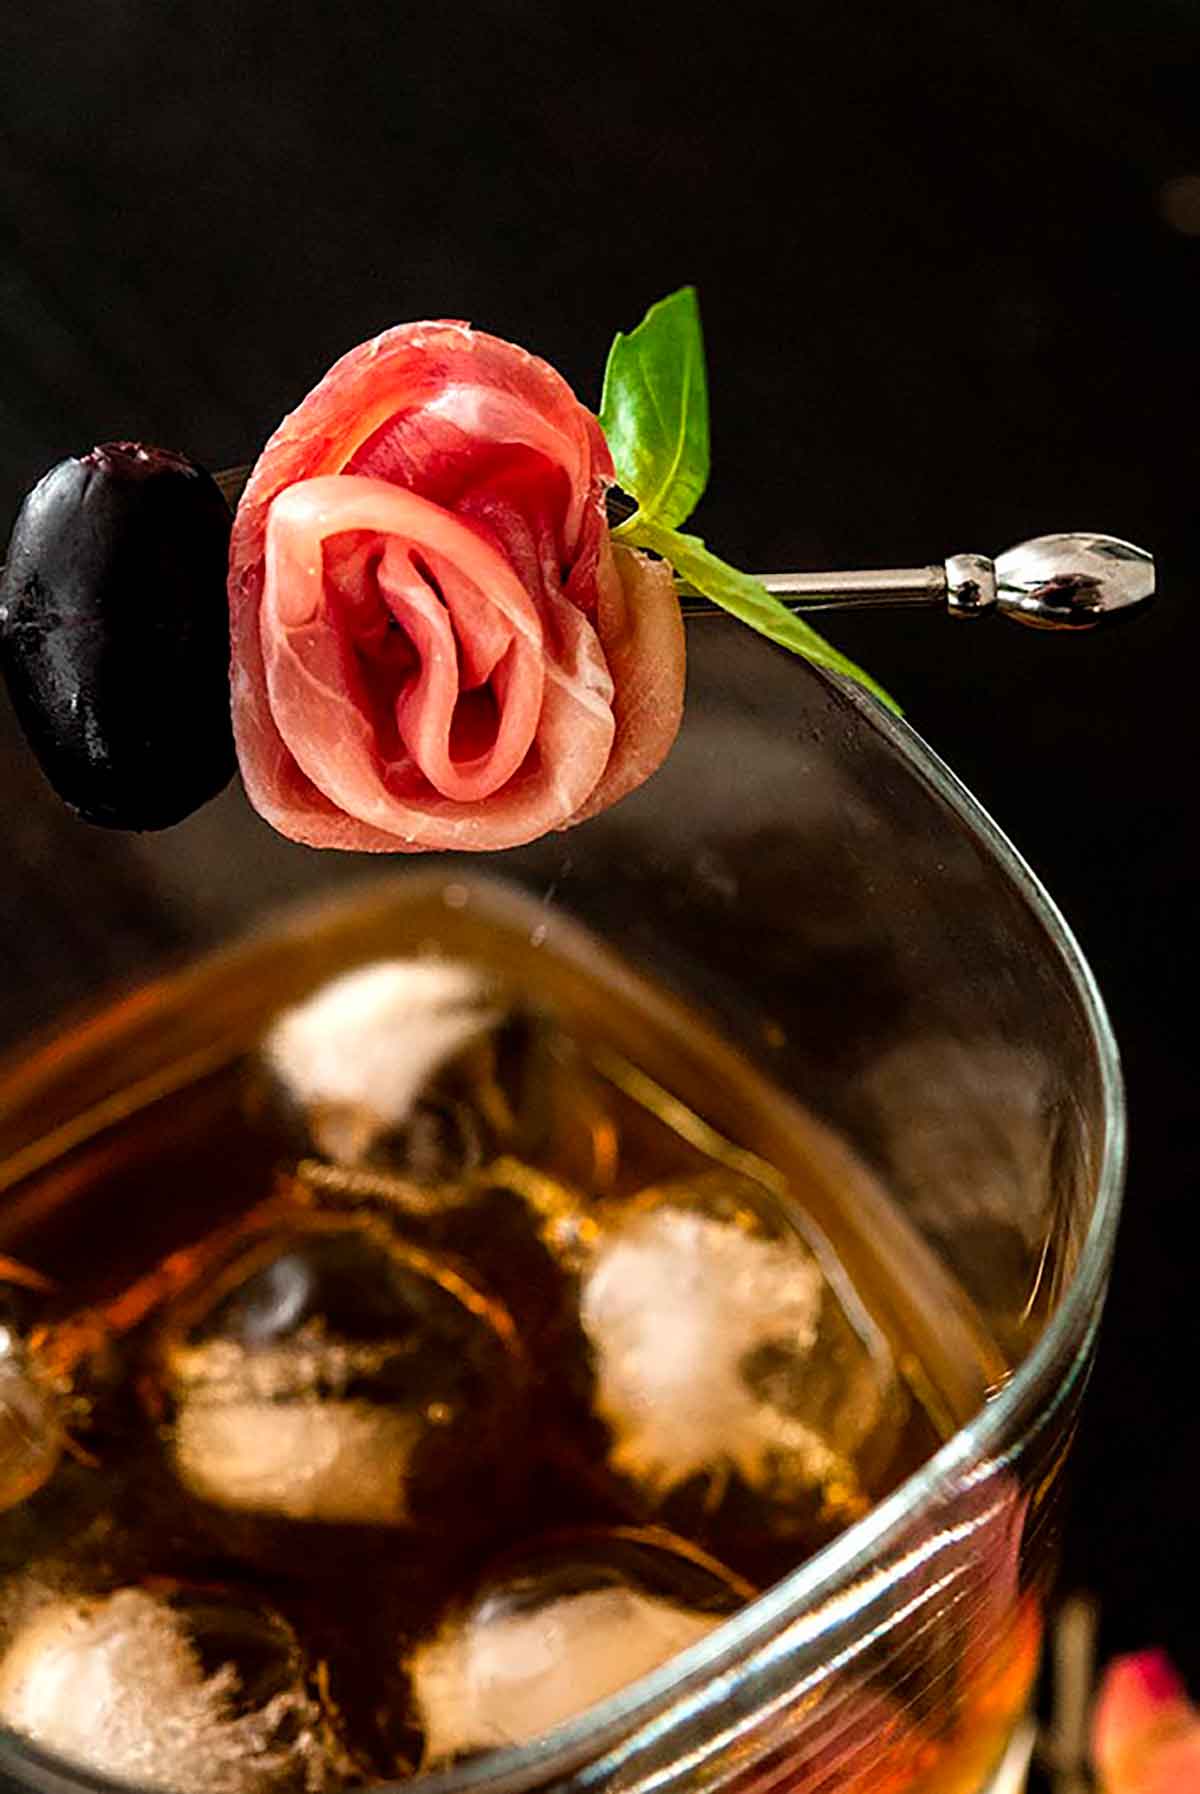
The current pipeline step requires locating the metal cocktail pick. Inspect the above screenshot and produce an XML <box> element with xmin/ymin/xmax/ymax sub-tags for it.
<box><xmin>0</xmin><ymin>453</ymin><xmax>1156</xmax><ymax>633</ymax></box>
<box><xmin>696</xmin><ymin>532</ymin><xmax>1156</xmax><ymax>631</ymax></box>
<box><xmin>210</xmin><ymin>464</ymin><xmax>1155</xmax><ymax>631</ymax></box>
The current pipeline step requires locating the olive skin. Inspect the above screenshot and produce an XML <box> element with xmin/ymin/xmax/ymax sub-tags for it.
<box><xmin>0</xmin><ymin>443</ymin><xmax>236</xmax><ymax>830</ymax></box>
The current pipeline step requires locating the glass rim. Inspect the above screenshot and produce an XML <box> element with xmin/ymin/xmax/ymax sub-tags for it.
<box><xmin>0</xmin><ymin>674</ymin><xmax>1127</xmax><ymax>1794</ymax></box>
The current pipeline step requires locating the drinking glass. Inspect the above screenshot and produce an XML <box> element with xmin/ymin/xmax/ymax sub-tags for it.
<box><xmin>0</xmin><ymin>622</ymin><xmax>1124</xmax><ymax>1794</ymax></box>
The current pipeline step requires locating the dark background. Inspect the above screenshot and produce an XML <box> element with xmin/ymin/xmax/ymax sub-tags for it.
<box><xmin>0</xmin><ymin>0</ymin><xmax>1196</xmax><ymax>1684</ymax></box>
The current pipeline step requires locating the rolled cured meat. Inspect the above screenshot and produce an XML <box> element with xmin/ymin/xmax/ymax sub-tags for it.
<box><xmin>228</xmin><ymin>322</ymin><xmax>684</xmax><ymax>852</ymax></box>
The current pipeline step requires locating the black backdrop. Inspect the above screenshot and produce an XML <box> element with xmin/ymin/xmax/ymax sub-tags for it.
<box><xmin>1</xmin><ymin>0</ymin><xmax>1197</xmax><ymax>1680</ymax></box>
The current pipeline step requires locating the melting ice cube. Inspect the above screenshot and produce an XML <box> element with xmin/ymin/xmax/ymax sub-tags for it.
<box><xmin>409</xmin><ymin>1528</ymin><xmax>748</xmax><ymax>1761</ymax></box>
<box><xmin>255</xmin><ymin>958</ymin><xmax>540</xmax><ymax>1179</ymax></box>
<box><xmin>160</xmin><ymin>1218</ymin><xmax>527</xmax><ymax>1534</ymax></box>
<box><xmin>578</xmin><ymin>1174</ymin><xmax>902</xmax><ymax>1523</ymax></box>
<box><xmin>0</xmin><ymin>1585</ymin><xmax>340</xmax><ymax>1794</ymax></box>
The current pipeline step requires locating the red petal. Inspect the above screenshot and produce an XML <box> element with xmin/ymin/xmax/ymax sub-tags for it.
<box><xmin>1093</xmin><ymin>1652</ymin><xmax>1200</xmax><ymax>1792</ymax></box>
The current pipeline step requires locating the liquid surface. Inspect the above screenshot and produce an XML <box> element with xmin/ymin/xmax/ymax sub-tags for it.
<box><xmin>0</xmin><ymin>877</ymin><xmax>1027</xmax><ymax>1794</ymax></box>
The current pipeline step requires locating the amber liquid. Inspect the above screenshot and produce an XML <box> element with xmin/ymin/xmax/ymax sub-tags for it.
<box><xmin>0</xmin><ymin>876</ymin><xmax>1038</xmax><ymax>1794</ymax></box>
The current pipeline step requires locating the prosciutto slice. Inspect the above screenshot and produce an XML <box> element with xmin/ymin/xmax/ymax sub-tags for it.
<box><xmin>228</xmin><ymin>322</ymin><xmax>684</xmax><ymax>852</ymax></box>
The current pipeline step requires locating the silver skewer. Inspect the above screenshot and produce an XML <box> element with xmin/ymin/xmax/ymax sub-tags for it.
<box><xmin>213</xmin><ymin>464</ymin><xmax>1160</xmax><ymax>632</ymax></box>
<box><xmin>683</xmin><ymin>534</ymin><xmax>1155</xmax><ymax>630</ymax></box>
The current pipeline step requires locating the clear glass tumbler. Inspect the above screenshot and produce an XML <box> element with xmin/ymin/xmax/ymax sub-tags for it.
<box><xmin>0</xmin><ymin>624</ymin><xmax>1124</xmax><ymax>1794</ymax></box>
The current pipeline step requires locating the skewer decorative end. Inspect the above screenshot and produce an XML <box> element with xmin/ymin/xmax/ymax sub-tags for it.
<box><xmin>949</xmin><ymin>532</ymin><xmax>1155</xmax><ymax>630</ymax></box>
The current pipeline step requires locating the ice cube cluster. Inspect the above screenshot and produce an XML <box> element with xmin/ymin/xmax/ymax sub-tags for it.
<box><xmin>0</xmin><ymin>953</ymin><xmax>911</xmax><ymax>1789</ymax></box>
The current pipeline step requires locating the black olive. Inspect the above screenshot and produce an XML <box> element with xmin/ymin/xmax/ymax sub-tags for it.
<box><xmin>0</xmin><ymin>442</ymin><xmax>236</xmax><ymax>830</ymax></box>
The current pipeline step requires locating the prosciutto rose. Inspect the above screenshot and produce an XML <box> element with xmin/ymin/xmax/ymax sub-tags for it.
<box><xmin>228</xmin><ymin>322</ymin><xmax>684</xmax><ymax>852</ymax></box>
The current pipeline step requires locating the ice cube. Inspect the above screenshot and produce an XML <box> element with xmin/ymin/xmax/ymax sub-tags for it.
<box><xmin>0</xmin><ymin>1584</ymin><xmax>342</xmax><ymax>1794</ymax></box>
<box><xmin>577</xmin><ymin>1174</ymin><xmax>903</xmax><ymax>1532</ymax></box>
<box><xmin>252</xmin><ymin>958</ymin><xmax>544</xmax><ymax>1180</ymax></box>
<box><xmin>159</xmin><ymin>1217</ymin><xmax>528</xmax><ymax>1537</ymax></box>
<box><xmin>409</xmin><ymin>1528</ymin><xmax>750</xmax><ymax>1761</ymax></box>
<box><xmin>0</xmin><ymin>1340</ymin><xmax>62</xmax><ymax>1514</ymax></box>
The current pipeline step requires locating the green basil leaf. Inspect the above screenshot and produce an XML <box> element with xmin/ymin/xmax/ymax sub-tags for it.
<box><xmin>599</xmin><ymin>287</ymin><xmax>710</xmax><ymax>528</ymax></box>
<box><xmin>622</xmin><ymin>518</ymin><xmax>902</xmax><ymax>714</ymax></box>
